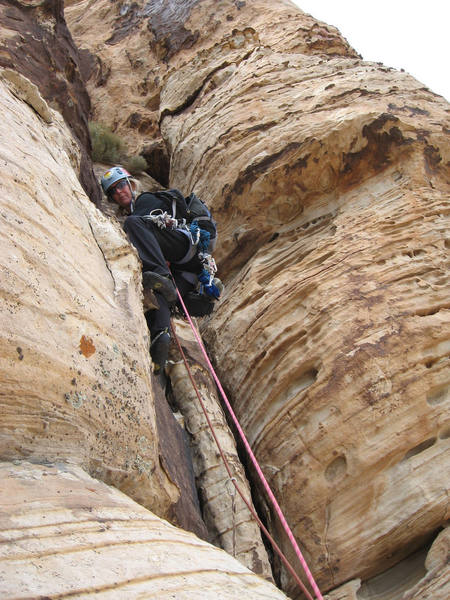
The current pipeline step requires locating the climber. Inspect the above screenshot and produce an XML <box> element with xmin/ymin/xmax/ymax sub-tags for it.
<box><xmin>100</xmin><ymin>166</ymin><xmax>222</xmax><ymax>375</ymax></box>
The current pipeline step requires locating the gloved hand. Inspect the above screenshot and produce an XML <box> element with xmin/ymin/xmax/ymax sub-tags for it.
<box><xmin>202</xmin><ymin>281</ymin><xmax>221</xmax><ymax>299</ymax></box>
<box><xmin>198</xmin><ymin>269</ymin><xmax>221</xmax><ymax>299</ymax></box>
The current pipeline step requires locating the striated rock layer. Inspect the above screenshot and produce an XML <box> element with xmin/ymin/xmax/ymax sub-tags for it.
<box><xmin>167</xmin><ymin>319</ymin><xmax>273</xmax><ymax>580</ymax></box>
<box><xmin>163</xmin><ymin>12</ymin><xmax>450</xmax><ymax>595</ymax></box>
<box><xmin>183</xmin><ymin>39</ymin><xmax>450</xmax><ymax>600</ymax></box>
<box><xmin>65</xmin><ymin>0</ymin><xmax>357</xmax><ymax>184</ymax></box>
<box><xmin>0</xmin><ymin>0</ymin><xmax>101</xmax><ymax>203</ymax></box>
<box><xmin>46</xmin><ymin>0</ymin><xmax>450</xmax><ymax>597</ymax></box>
<box><xmin>0</xmin><ymin>71</ymin><xmax>177</xmax><ymax>517</ymax></box>
<box><xmin>325</xmin><ymin>527</ymin><xmax>450</xmax><ymax>600</ymax></box>
<box><xmin>0</xmin><ymin>37</ymin><xmax>284</xmax><ymax>600</ymax></box>
<box><xmin>0</xmin><ymin>461</ymin><xmax>288</xmax><ymax>599</ymax></box>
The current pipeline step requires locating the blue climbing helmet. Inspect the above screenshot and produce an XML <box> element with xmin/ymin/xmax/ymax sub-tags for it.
<box><xmin>100</xmin><ymin>166</ymin><xmax>133</xmax><ymax>198</ymax></box>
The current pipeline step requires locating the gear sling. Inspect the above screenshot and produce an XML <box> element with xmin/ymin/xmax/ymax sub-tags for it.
<box><xmin>139</xmin><ymin>189</ymin><xmax>221</xmax><ymax>316</ymax></box>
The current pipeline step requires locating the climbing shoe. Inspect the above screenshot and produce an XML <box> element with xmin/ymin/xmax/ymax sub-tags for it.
<box><xmin>142</xmin><ymin>271</ymin><xmax>177</xmax><ymax>305</ymax></box>
<box><xmin>150</xmin><ymin>329</ymin><xmax>171</xmax><ymax>375</ymax></box>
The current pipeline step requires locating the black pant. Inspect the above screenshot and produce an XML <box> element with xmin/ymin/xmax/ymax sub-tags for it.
<box><xmin>124</xmin><ymin>216</ymin><xmax>197</xmax><ymax>339</ymax></box>
<box><xmin>144</xmin><ymin>273</ymin><xmax>195</xmax><ymax>339</ymax></box>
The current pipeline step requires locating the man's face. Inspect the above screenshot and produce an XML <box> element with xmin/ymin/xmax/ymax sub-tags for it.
<box><xmin>111</xmin><ymin>179</ymin><xmax>132</xmax><ymax>209</ymax></box>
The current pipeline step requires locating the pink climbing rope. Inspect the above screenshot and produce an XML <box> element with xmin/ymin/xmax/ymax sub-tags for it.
<box><xmin>175</xmin><ymin>288</ymin><xmax>324</xmax><ymax>600</ymax></box>
<box><xmin>171</xmin><ymin>323</ymin><xmax>314</xmax><ymax>600</ymax></box>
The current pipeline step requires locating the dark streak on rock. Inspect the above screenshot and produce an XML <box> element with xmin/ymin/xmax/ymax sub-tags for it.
<box><xmin>77</xmin><ymin>47</ymin><xmax>110</xmax><ymax>88</ymax></box>
<box><xmin>218</xmin><ymin>228</ymin><xmax>270</xmax><ymax>281</ymax></box>
<box><xmin>388</xmin><ymin>103</ymin><xmax>430</xmax><ymax>117</ymax></box>
<box><xmin>247</xmin><ymin>121</ymin><xmax>278</xmax><ymax>134</ymax></box>
<box><xmin>142</xmin><ymin>139</ymin><xmax>170</xmax><ymax>187</ymax></box>
<box><xmin>227</xmin><ymin>141</ymin><xmax>305</xmax><ymax>204</ymax></box>
<box><xmin>124</xmin><ymin>111</ymin><xmax>156</xmax><ymax>136</ymax></box>
<box><xmin>107</xmin><ymin>0</ymin><xmax>202</xmax><ymax>63</ymax></box>
<box><xmin>424</xmin><ymin>145</ymin><xmax>442</xmax><ymax>170</ymax></box>
<box><xmin>0</xmin><ymin>0</ymin><xmax>101</xmax><ymax>204</ymax></box>
<box><xmin>160</xmin><ymin>49</ymin><xmax>254</xmax><ymax>122</ymax></box>
<box><xmin>153</xmin><ymin>374</ymin><xmax>209</xmax><ymax>541</ymax></box>
<box><xmin>415</xmin><ymin>129</ymin><xmax>431</xmax><ymax>142</ymax></box>
<box><xmin>342</xmin><ymin>114</ymin><xmax>411</xmax><ymax>176</ymax></box>
<box><xmin>106</xmin><ymin>1</ymin><xmax>141</xmax><ymax>45</ymax></box>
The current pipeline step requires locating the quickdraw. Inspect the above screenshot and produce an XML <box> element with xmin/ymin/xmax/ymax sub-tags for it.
<box><xmin>143</xmin><ymin>209</ymin><xmax>181</xmax><ymax>231</ymax></box>
<box><xmin>198</xmin><ymin>252</ymin><xmax>217</xmax><ymax>283</ymax></box>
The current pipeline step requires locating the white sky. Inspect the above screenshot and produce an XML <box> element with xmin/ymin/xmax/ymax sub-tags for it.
<box><xmin>291</xmin><ymin>0</ymin><xmax>449</xmax><ymax>102</ymax></box>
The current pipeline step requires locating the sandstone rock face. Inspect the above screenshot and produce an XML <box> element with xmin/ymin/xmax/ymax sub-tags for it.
<box><xmin>0</xmin><ymin>461</ymin><xmax>289</xmax><ymax>599</ymax></box>
<box><xmin>65</xmin><ymin>0</ymin><xmax>356</xmax><ymax>183</ymax></box>
<box><xmin>16</xmin><ymin>0</ymin><xmax>450</xmax><ymax>598</ymax></box>
<box><xmin>157</xmin><ymin>6</ymin><xmax>449</xmax><ymax>598</ymax></box>
<box><xmin>0</xmin><ymin>11</ymin><xmax>286</xmax><ymax>596</ymax></box>
<box><xmin>325</xmin><ymin>527</ymin><xmax>450</xmax><ymax>600</ymax></box>
<box><xmin>0</xmin><ymin>72</ymin><xmax>175</xmax><ymax>517</ymax></box>
<box><xmin>0</xmin><ymin>0</ymin><xmax>101</xmax><ymax>203</ymax></box>
<box><xmin>193</xmin><ymin>58</ymin><xmax>449</xmax><ymax>596</ymax></box>
<box><xmin>167</xmin><ymin>319</ymin><xmax>273</xmax><ymax>580</ymax></box>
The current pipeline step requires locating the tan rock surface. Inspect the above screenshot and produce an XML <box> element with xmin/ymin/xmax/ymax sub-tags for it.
<box><xmin>0</xmin><ymin>460</ymin><xmax>289</xmax><ymax>599</ymax></box>
<box><xmin>162</xmin><ymin>46</ymin><xmax>449</xmax><ymax>273</ymax></box>
<box><xmin>157</xmin><ymin>4</ymin><xmax>450</xmax><ymax>597</ymax></box>
<box><xmin>0</xmin><ymin>0</ymin><xmax>101</xmax><ymax>203</ymax></box>
<box><xmin>42</xmin><ymin>1</ymin><xmax>450</xmax><ymax>597</ymax></box>
<box><xmin>167</xmin><ymin>319</ymin><xmax>273</xmax><ymax>580</ymax></box>
<box><xmin>325</xmin><ymin>527</ymin><xmax>450</xmax><ymax>600</ymax></box>
<box><xmin>65</xmin><ymin>0</ymin><xmax>357</xmax><ymax>171</ymax></box>
<box><xmin>0</xmin><ymin>72</ymin><xmax>175</xmax><ymax>517</ymax></box>
<box><xmin>198</xmin><ymin>131</ymin><xmax>449</xmax><ymax>594</ymax></box>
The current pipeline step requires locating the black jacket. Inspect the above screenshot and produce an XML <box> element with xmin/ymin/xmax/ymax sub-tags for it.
<box><xmin>133</xmin><ymin>190</ymin><xmax>188</xmax><ymax>219</ymax></box>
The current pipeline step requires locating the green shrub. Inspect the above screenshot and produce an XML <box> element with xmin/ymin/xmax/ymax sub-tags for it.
<box><xmin>89</xmin><ymin>122</ymin><xmax>124</xmax><ymax>164</ymax></box>
<box><xmin>89</xmin><ymin>122</ymin><xmax>148</xmax><ymax>177</ymax></box>
<box><xmin>123</xmin><ymin>155</ymin><xmax>148</xmax><ymax>175</ymax></box>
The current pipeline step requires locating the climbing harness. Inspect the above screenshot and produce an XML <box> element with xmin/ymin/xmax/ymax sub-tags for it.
<box><xmin>171</xmin><ymin>290</ymin><xmax>324</xmax><ymax>600</ymax></box>
<box><xmin>143</xmin><ymin>208</ymin><xmax>217</xmax><ymax>270</ymax></box>
<box><xmin>144</xmin><ymin>207</ymin><xmax>221</xmax><ymax>302</ymax></box>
